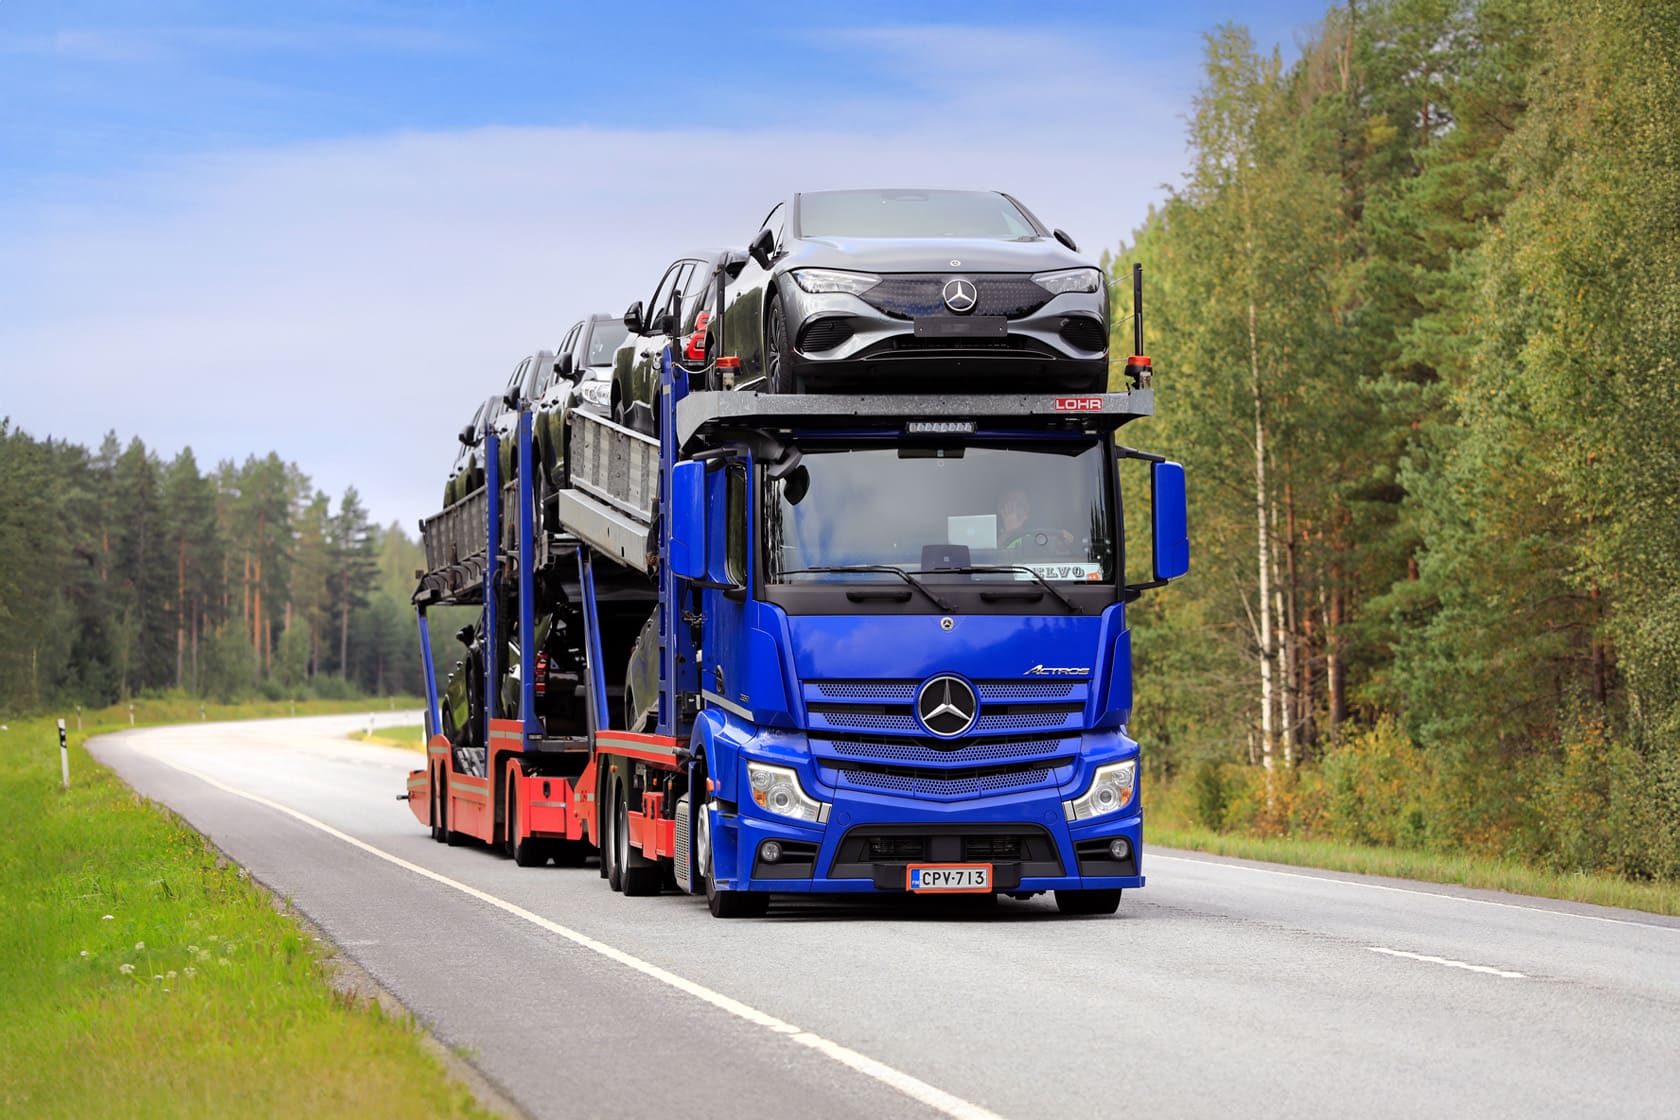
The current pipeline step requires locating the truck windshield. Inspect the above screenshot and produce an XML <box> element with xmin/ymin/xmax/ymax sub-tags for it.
<box><xmin>796</xmin><ymin>190</ymin><xmax>1039</xmax><ymax>240</ymax></box>
<box><xmin>763</xmin><ymin>440</ymin><xmax>1114</xmax><ymax>584</ymax></box>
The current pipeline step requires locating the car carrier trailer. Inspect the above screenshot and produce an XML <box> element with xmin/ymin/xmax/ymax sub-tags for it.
<box><xmin>404</xmin><ymin>326</ymin><xmax>1188</xmax><ymax>917</ymax></box>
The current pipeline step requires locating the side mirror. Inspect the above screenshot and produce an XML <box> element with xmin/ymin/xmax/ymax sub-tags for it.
<box><xmin>458</xmin><ymin>424</ymin><xmax>475</xmax><ymax>447</ymax></box>
<box><xmin>668</xmin><ymin>460</ymin><xmax>707</xmax><ymax>580</ymax></box>
<box><xmin>556</xmin><ymin>352</ymin><xmax>577</xmax><ymax>382</ymax></box>
<box><xmin>1053</xmin><ymin>228</ymin><xmax>1079</xmax><ymax>252</ymax></box>
<box><xmin>1151</xmin><ymin>461</ymin><xmax>1189</xmax><ymax>581</ymax></box>
<box><xmin>748</xmin><ymin>227</ymin><xmax>776</xmax><ymax>270</ymax></box>
<box><xmin>502</xmin><ymin>387</ymin><xmax>522</xmax><ymax>411</ymax></box>
<box><xmin>623</xmin><ymin>301</ymin><xmax>645</xmax><ymax>334</ymax></box>
<box><xmin>454</xmin><ymin>625</ymin><xmax>475</xmax><ymax>647</ymax></box>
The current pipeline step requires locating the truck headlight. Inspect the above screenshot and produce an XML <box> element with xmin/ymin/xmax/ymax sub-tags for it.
<box><xmin>1064</xmin><ymin>760</ymin><xmax>1136</xmax><ymax>820</ymax></box>
<box><xmin>746</xmin><ymin>762</ymin><xmax>829</xmax><ymax>823</ymax></box>
<box><xmin>1032</xmin><ymin>267</ymin><xmax>1102</xmax><ymax>295</ymax></box>
<box><xmin>791</xmin><ymin>268</ymin><xmax>880</xmax><ymax>296</ymax></box>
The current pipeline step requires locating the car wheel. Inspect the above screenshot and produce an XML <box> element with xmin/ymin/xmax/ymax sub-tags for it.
<box><xmin>765</xmin><ymin>291</ymin><xmax>796</xmax><ymax>395</ymax></box>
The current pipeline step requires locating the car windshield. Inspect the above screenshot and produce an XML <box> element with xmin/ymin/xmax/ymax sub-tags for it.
<box><xmin>763</xmin><ymin>440</ymin><xmax>1113</xmax><ymax>583</ymax></box>
<box><xmin>795</xmin><ymin>189</ymin><xmax>1039</xmax><ymax>240</ymax></box>
<box><xmin>587</xmin><ymin>321</ymin><xmax>629</xmax><ymax>367</ymax></box>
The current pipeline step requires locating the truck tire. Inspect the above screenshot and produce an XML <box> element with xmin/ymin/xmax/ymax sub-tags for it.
<box><xmin>699</xmin><ymin>802</ymin><xmax>769</xmax><ymax>918</ymax></box>
<box><xmin>616</xmin><ymin>782</ymin><xmax>662</xmax><ymax>897</ymax></box>
<box><xmin>442</xmin><ymin>773</ymin><xmax>467</xmax><ymax>847</ymax></box>
<box><xmin>430</xmin><ymin>777</ymin><xmax>445</xmax><ymax>843</ymax></box>
<box><xmin>508</xmin><ymin>786</ymin><xmax>543</xmax><ymax>868</ymax></box>
<box><xmin>1054</xmin><ymin>889</ymin><xmax>1121</xmax><ymax>915</ymax></box>
<box><xmin>603</xmin><ymin>774</ymin><xmax>624</xmax><ymax>892</ymax></box>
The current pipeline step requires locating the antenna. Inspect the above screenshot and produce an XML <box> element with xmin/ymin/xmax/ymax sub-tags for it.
<box><xmin>1132</xmin><ymin>263</ymin><xmax>1144</xmax><ymax>357</ymax></box>
<box><xmin>1122</xmin><ymin>263</ymin><xmax>1152</xmax><ymax>389</ymax></box>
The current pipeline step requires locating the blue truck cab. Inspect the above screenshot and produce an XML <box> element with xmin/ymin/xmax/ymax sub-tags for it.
<box><xmin>655</xmin><ymin>378</ymin><xmax>1188</xmax><ymax>915</ymax></box>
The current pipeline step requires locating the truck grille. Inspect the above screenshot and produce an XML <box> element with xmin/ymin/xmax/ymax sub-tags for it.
<box><xmin>816</xmin><ymin>758</ymin><xmax>1072</xmax><ymax>803</ymax></box>
<box><xmin>804</xmin><ymin>678</ymin><xmax>1088</xmax><ymax>740</ymax></box>
<box><xmin>860</xmin><ymin>274</ymin><xmax>1051</xmax><ymax>320</ymax></box>
<box><xmin>811</xmin><ymin>733</ymin><xmax>1073</xmax><ymax>766</ymax></box>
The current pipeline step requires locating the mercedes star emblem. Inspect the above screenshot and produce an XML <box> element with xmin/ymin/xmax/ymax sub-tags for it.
<box><xmin>916</xmin><ymin>675</ymin><xmax>978</xmax><ymax>738</ymax></box>
<box><xmin>942</xmin><ymin>278</ymin><xmax>978</xmax><ymax>314</ymax></box>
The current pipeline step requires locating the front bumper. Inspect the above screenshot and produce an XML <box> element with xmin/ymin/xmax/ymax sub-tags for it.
<box><xmin>713</xmin><ymin>757</ymin><xmax>1144</xmax><ymax>894</ymax></box>
<box><xmin>777</xmin><ymin>282</ymin><xmax>1108</xmax><ymax>392</ymax></box>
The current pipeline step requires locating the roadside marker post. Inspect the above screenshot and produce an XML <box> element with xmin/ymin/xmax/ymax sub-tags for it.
<box><xmin>58</xmin><ymin>719</ymin><xmax>69</xmax><ymax>790</ymax></box>
<box><xmin>128</xmin><ymin>703</ymin><xmax>135</xmax><ymax>727</ymax></box>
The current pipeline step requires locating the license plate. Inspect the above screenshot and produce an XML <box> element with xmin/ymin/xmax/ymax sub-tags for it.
<box><xmin>913</xmin><ymin>315</ymin><xmax>1007</xmax><ymax>338</ymax></box>
<box><xmin>906</xmin><ymin>864</ymin><xmax>993</xmax><ymax>892</ymax></box>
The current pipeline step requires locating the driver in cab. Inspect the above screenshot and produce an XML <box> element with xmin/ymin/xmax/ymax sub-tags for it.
<box><xmin>998</xmin><ymin>487</ymin><xmax>1075</xmax><ymax>553</ymax></box>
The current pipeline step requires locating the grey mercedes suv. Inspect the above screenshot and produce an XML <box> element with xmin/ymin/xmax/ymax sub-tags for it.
<box><xmin>715</xmin><ymin>188</ymin><xmax>1109</xmax><ymax>393</ymax></box>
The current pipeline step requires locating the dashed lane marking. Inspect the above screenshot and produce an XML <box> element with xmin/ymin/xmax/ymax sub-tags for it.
<box><xmin>1366</xmin><ymin>946</ymin><xmax>1526</xmax><ymax>979</ymax></box>
<box><xmin>156</xmin><ymin>756</ymin><xmax>1007</xmax><ymax>1120</ymax></box>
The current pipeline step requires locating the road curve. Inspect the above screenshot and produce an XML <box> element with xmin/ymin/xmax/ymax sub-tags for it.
<box><xmin>91</xmin><ymin>715</ymin><xmax>1680</xmax><ymax>1120</ymax></box>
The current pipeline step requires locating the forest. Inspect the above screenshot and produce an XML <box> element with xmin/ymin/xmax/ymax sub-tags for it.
<box><xmin>0</xmin><ymin>423</ymin><xmax>443</xmax><ymax>709</ymax></box>
<box><xmin>1113</xmin><ymin>0</ymin><xmax>1680</xmax><ymax>879</ymax></box>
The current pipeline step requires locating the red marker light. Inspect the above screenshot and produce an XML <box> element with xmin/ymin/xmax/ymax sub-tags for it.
<box><xmin>685</xmin><ymin>311</ymin><xmax>712</xmax><ymax>361</ymax></box>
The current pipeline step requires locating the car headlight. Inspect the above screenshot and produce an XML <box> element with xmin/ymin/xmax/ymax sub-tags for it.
<box><xmin>1032</xmin><ymin>267</ymin><xmax>1103</xmax><ymax>295</ymax></box>
<box><xmin>746</xmin><ymin>762</ymin><xmax>829</xmax><ymax>823</ymax></box>
<box><xmin>791</xmin><ymin>268</ymin><xmax>880</xmax><ymax>296</ymax></box>
<box><xmin>1063</xmin><ymin>760</ymin><xmax>1136</xmax><ymax>820</ymax></box>
<box><xmin>576</xmin><ymin>378</ymin><xmax>611</xmax><ymax>406</ymax></box>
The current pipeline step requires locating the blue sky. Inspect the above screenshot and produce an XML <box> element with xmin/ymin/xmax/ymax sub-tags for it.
<box><xmin>1</xmin><ymin>0</ymin><xmax>1330</xmax><ymax>528</ymax></box>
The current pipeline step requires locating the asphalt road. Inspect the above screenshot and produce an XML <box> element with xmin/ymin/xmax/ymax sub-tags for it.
<box><xmin>91</xmin><ymin>714</ymin><xmax>1680</xmax><ymax>1120</ymax></box>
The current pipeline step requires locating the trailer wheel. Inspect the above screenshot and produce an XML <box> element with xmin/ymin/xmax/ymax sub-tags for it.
<box><xmin>1054</xmin><ymin>889</ymin><xmax>1122</xmax><ymax>916</ymax></box>
<box><xmin>616</xmin><ymin>783</ymin><xmax>662</xmax><ymax>897</ymax></box>
<box><xmin>508</xmin><ymin>779</ymin><xmax>543</xmax><ymax>868</ymax></box>
<box><xmin>429</xmin><ymin>776</ymin><xmax>444</xmax><ymax>843</ymax></box>
<box><xmin>442</xmin><ymin>773</ymin><xmax>467</xmax><ymax>847</ymax></box>
<box><xmin>699</xmin><ymin>802</ymin><xmax>769</xmax><ymax>919</ymax></box>
<box><xmin>603</xmin><ymin>776</ymin><xmax>624</xmax><ymax>891</ymax></box>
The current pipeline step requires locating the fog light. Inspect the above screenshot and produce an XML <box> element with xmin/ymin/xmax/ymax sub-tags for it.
<box><xmin>761</xmin><ymin>840</ymin><xmax>783</xmax><ymax>864</ymax></box>
<box><xmin>1108</xmin><ymin>838</ymin><xmax>1130</xmax><ymax>861</ymax></box>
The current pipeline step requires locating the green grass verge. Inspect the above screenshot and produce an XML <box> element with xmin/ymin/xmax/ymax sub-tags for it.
<box><xmin>1148</xmin><ymin>823</ymin><xmax>1680</xmax><ymax>917</ymax></box>
<box><xmin>0</xmin><ymin>699</ymin><xmax>493</xmax><ymax>1119</ymax></box>
<box><xmin>350</xmin><ymin>724</ymin><xmax>428</xmax><ymax>752</ymax></box>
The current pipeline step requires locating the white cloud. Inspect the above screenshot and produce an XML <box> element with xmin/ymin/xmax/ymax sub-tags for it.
<box><xmin>0</xmin><ymin>27</ymin><xmax>1198</xmax><ymax>531</ymax></box>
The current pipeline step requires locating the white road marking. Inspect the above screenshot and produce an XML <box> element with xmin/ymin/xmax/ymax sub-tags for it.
<box><xmin>155</xmin><ymin>756</ymin><xmax>1006</xmax><ymax>1120</ymax></box>
<box><xmin>1366</xmin><ymin>946</ymin><xmax>1527</xmax><ymax>979</ymax></box>
<box><xmin>1150</xmin><ymin>852</ymin><xmax>1677</xmax><ymax>932</ymax></box>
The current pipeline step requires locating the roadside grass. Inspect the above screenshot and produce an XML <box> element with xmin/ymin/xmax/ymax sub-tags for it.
<box><xmin>351</xmin><ymin>723</ymin><xmax>429</xmax><ymax>752</ymax></box>
<box><xmin>0</xmin><ymin>699</ymin><xmax>492</xmax><ymax>1119</ymax></box>
<box><xmin>1146</xmin><ymin>821</ymin><xmax>1680</xmax><ymax>918</ymax></box>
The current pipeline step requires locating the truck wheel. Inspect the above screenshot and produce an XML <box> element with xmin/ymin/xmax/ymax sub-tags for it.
<box><xmin>1054</xmin><ymin>889</ymin><xmax>1121</xmax><ymax>915</ymax></box>
<box><xmin>616</xmin><ymin>783</ymin><xmax>662</xmax><ymax>896</ymax></box>
<box><xmin>508</xmin><ymin>779</ymin><xmax>543</xmax><ymax>868</ymax></box>
<box><xmin>603</xmin><ymin>776</ymin><xmax>624</xmax><ymax>892</ymax></box>
<box><xmin>699</xmin><ymin>802</ymin><xmax>769</xmax><ymax>918</ymax></box>
<box><xmin>442</xmin><ymin>773</ymin><xmax>467</xmax><ymax>847</ymax></box>
<box><xmin>430</xmin><ymin>777</ymin><xmax>444</xmax><ymax>843</ymax></box>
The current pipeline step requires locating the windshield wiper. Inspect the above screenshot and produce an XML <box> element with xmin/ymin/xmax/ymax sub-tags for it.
<box><xmin>778</xmin><ymin>565</ymin><xmax>955</xmax><ymax>612</ymax></box>
<box><xmin>936</xmin><ymin>565</ymin><xmax>1083</xmax><ymax>614</ymax></box>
